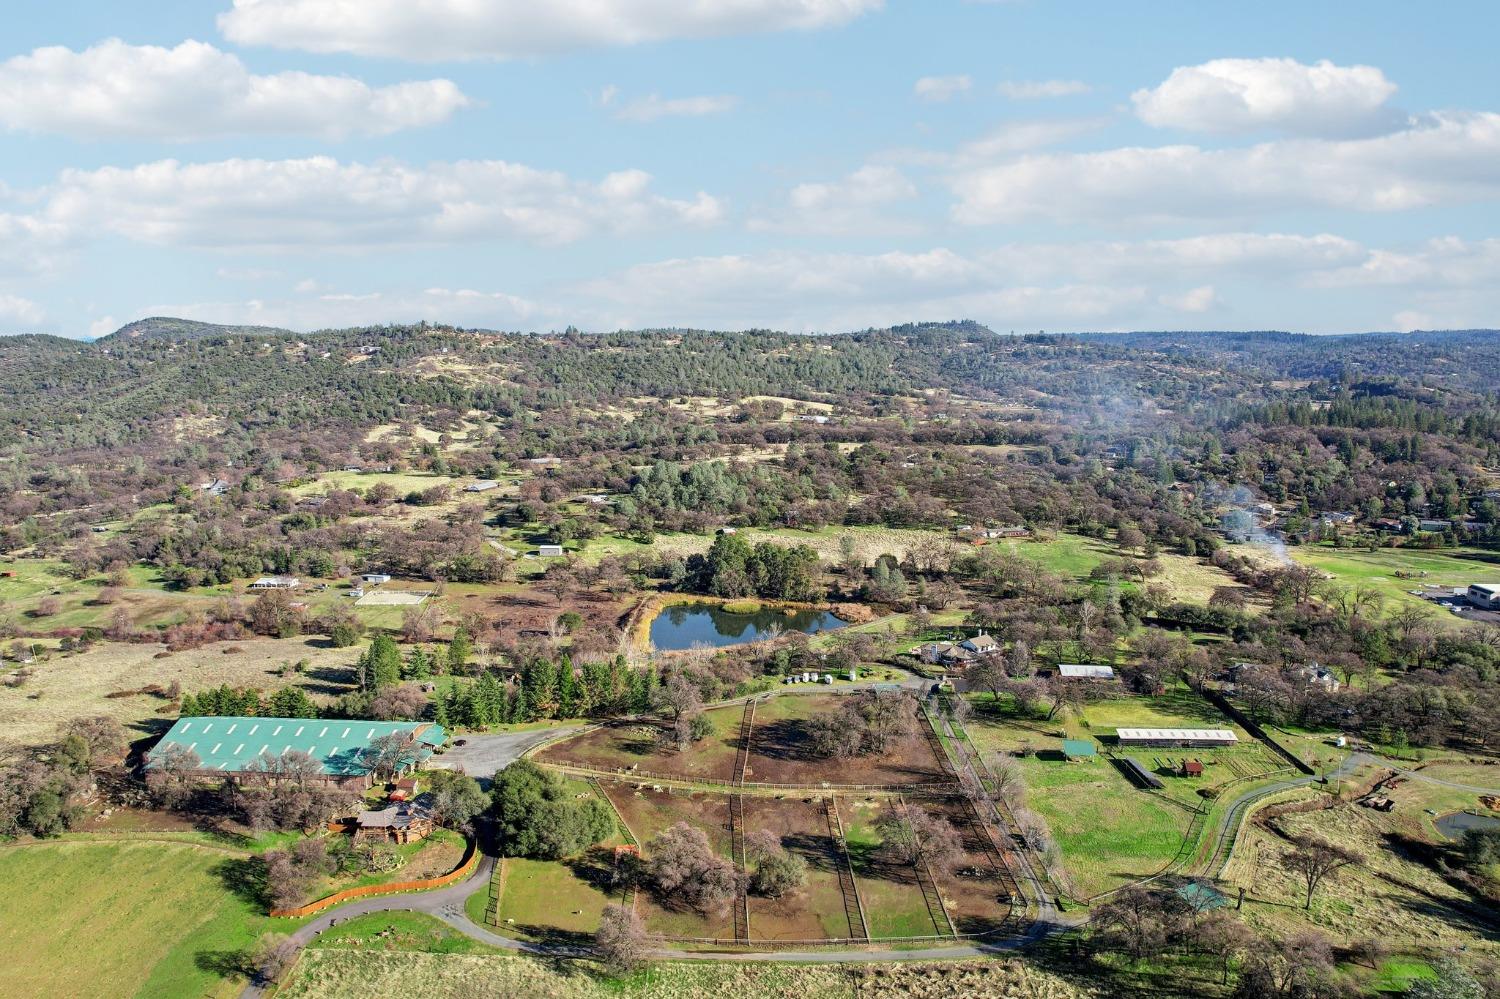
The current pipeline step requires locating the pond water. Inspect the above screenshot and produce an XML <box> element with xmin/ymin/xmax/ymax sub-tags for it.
<box><xmin>647</xmin><ymin>602</ymin><xmax>846</xmax><ymax>651</ymax></box>
<box><xmin>1434</xmin><ymin>810</ymin><xmax>1500</xmax><ymax>841</ymax></box>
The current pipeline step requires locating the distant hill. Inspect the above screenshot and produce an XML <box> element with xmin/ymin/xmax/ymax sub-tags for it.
<box><xmin>103</xmin><ymin>316</ymin><xmax>296</xmax><ymax>341</ymax></box>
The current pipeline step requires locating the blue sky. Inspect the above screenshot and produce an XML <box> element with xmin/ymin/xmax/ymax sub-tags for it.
<box><xmin>2</xmin><ymin>0</ymin><xmax>1498</xmax><ymax>337</ymax></box>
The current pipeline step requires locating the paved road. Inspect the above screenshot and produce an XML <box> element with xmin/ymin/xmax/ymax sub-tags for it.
<box><xmin>426</xmin><ymin>726</ymin><xmax>583</xmax><ymax>782</ymax></box>
<box><xmin>241</xmin><ymin>712</ymin><xmax>1496</xmax><ymax>995</ymax></box>
<box><xmin>240</xmin><ymin>850</ymin><xmax>1079</xmax><ymax>996</ymax></box>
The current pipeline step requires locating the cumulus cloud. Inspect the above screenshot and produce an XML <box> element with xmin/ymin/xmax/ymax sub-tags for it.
<box><xmin>33</xmin><ymin>156</ymin><xmax>723</xmax><ymax>250</ymax></box>
<box><xmin>751</xmin><ymin>164</ymin><xmax>919</xmax><ymax>235</ymax></box>
<box><xmin>0</xmin><ymin>293</ymin><xmax>46</xmax><ymax>326</ymax></box>
<box><xmin>914</xmin><ymin>75</ymin><xmax>972</xmax><ymax>102</ymax></box>
<box><xmin>612</xmin><ymin>93</ymin><xmax>739</xmax><ymax>122</ymax></box>
<box><xmin>1159</xmin><ymin>285</ymin><xmax>1218</xmax><ymax>313</ymax></box>
<box><xmin>1132</xmin><ymin>57</ymin><xmax>1401</xmax><ymax>136</ymax></box>
<box><xmin>0</xmin><ymin>39</ymin><xmax>470</xmax><ymax>140</ymax></box>
<box><xmin>147</xmin><ymin>286</ymin><xmax>554</xmax><ymax>332</ymax></box>
<box><xmin>997</xmin><ymin>79</ymin><xmax>1090</xmax><ymax>100</ymax></box>
<box><xmin>949</xmin><ymin>112</ymin><xmax>1500</xmax><ymax>224</ymax></box>
<box><xmin>219</xmin><ymin>0</ymin><xmax>883</xmax><ymax>60</ymax></box>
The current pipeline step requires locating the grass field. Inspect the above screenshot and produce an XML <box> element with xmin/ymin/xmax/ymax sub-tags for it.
<box><xmin>1292</xmin><ymin>544</ymin><xmax>1500</xmax><ymax>626</ymax></box>
<box><xmin>837</xmin><ymin>795</ymin><xmax>945</xmax><ymax>939</ymax></box>
<box><xmin>278</xmin><ymin>933</ymin><xmax>1095</xmax><ymax>998</ymax></box>
<box><xmin>1223</xmin><ymin>792</ymin><xmax>1500</xmax><ymax>954</ymax></box>
<box><xmin>0</xmin><ymin>635</ymin><xmax>365</xmax><ymax>749</ymax></box>
<box><xmin>0</xmin><ymin>838</ymin><xmax>296</xmax><ymax>999</ymax></box>
<box><xmin>962</xmin><ymin>689</ymin><xmax>1275</xmax><ymax>897</ymax></box>
<box><xmin>538</xmin><ymin>705</ymin><xmax>743</xmax><ymax>782</ymax></box>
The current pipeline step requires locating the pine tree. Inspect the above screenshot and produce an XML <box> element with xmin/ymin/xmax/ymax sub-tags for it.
<box><xmin>447</xmin><ymin>627</ymin><xmax>472</xmax><ymax>673</ymax></box>
<box><xmin>404</xmin><ymin>646</ymin><xmax>431</xmax><ymax>681</ymax></box>
<box><xmin>558</xmin><ymin>663</ymin><xmax>580</xmax><ymax>718</ymax></box>
<box><xmin>364</xmin><ymin>634</ymin><xmax>402</xmax><ymax>690</ymax></box>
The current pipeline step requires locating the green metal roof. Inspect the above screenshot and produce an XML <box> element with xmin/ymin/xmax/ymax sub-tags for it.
<box><xmin>147</xmin><ymin>717</ymin><xmax>446</xmax><ymax>776</ymax></box>
<box><xmin>1062</xmin><ymin>738</ymin><xmax>1097</xmax><ymax>757</ymax></box>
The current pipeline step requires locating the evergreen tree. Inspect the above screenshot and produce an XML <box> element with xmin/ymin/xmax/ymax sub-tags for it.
<box><xmin>361</xmin><ymin>634</ymin><xmax>402</xmax><ymax>690</ymax></box>
<box><xmin>403</xmin><ymin>646</ymin><xmax>431</xmax><ymax>681</ymax></box>
<box><xmin>447</xmin><ymin>627</ymin><xmax>473</xmax><ymax>673</ymax></box>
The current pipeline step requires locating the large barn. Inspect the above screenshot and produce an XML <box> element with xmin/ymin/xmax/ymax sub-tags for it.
<box><xmin>1115</xmin><ymin>728</ymin><xmax>1238</xmax><ymax>748</ymax></box>
<box><xmin>145</xmin><ymin>717</ymin><xmax>446</xmax><ymax>789</ymax></box>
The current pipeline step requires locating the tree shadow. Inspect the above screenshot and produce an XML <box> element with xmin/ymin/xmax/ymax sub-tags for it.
<box><xmin>193</xmin><ymin>949</ymin><xmax>251</xmax><ymax>979</ymax></box>
<box><xmin>212</xmin><ymin>856</ymin><xmax>271</xmax><ymax>911</ymax></box>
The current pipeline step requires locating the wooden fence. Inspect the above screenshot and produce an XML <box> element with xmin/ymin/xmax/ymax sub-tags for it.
<box><xmin>269</xmin><ymin>838</ymin><xmax>479</xmax><ymax>918</ymax></box>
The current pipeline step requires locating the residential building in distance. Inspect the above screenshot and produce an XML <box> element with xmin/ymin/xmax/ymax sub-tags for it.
<box><xmin>361</xmin><ymin>573</ymin><xmax>392</xmax><ymax>585</ymax></box>
<box><xmin>248</xmin><ymin>575</ymin><xmax>300</xmax><ymax>590</ymax></box>
<box><xmin>1467</xmin><ymin>583</ymin><xmax>1500</xmax><ymax>610</ymax></box>
<box><xmin>537</xmin><ymin>544</ymin><xmax>565</xmax><ymax>558</ymax></box>
<box><xmin>1058</xmin><ymin>664</ymin><xmax>1116</xmax><ymax>681</ymax></box>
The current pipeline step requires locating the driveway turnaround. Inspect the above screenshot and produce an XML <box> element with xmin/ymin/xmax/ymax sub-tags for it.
<box><xmin>426</xmin><ymin>726</ymin><xmax>583</xmax><ymax>781</ymax></box>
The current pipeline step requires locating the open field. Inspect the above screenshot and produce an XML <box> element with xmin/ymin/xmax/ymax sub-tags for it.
<box><xmin>0</xmin><ymin>636</ymin><xmax>360</xmax><ymax>748</ymax></box>
<box><xmin>837</xmin><ymin>795</ymin><xmax>947</xmax><ymax>939</ymax></box>
<box><xmin>600</xmin><ymin>784</ymin><xmax>736</xmax><ymax>939</ymax></box>
<box><xmin>1223</xmin><ymin>791</ymin><xmax>1500</xmax><ymax>953</ymax></box>
<box><xmin>741</xmin><ymin>794</ymin><xmax>853</xmax><ymax>941</ymax></box>
<box><xmin>0</xmin><ymin>838</ymin><xmax>290</xmax><ymax>999</ymax></box>
<box><xmin>278</xmin><ymin>938</ymin><xmax>1096</xmax><ymax>998</ymax></box>
<box><xmin>495</xmin><ymin>852</ymin><xmax>623</xmax><ymax>943</ymax></box>
<box><xmin>538</xmin><ymin>704</ymin><xmax>744</xmax><ymax>782</ymax></box>
<box><xmin>743</xmin><ymin>693</ymin><xmax>951</xmax><ymax>788</ymax></box>
<box><xmin>1291</xmin><ymin>544</ymin><xmax>1500</xmax><ymax>626</ymax></box>
<box><xmin>962</xmin><ymin>690</ymin><xmax>1275</xmax><ymax>897</ymax></box>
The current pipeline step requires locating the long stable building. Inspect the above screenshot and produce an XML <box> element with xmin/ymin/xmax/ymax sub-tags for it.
<box><xmin>1115</xmin><ymin>727</ymin><xmax>1238</xmax><ymax>748</ymax></box>
<box><xmin>146</xmin><ymin>717</ymin><xmax>446</xmax><ymax>788</ymax></box>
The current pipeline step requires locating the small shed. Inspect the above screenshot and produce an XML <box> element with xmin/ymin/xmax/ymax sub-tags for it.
<box><xmin>1062</xmin><ymin>739</ymin><xmax>1097</xmax><ymax>761</ymax></box>
<box><xmin>1181</xmin><ymin>759</ymin><xmax>1204</xmax><ymax>777</ymax></box>
<box><xmin>537</xmin><ymin>544</ymin><xmax>565</xmax><ymax>558</ymax></box>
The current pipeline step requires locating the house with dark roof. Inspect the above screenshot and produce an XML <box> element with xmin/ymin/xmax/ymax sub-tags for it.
<box><xmin>356</xmin><ymin>794</ymin><xmax>437</xmax><ymax>844</ymax></box>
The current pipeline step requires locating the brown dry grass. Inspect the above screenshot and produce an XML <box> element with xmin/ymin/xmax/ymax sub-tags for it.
<box><xmin>1223</xmin><ymin>799</ymin><xmax>1500</xmax><ymax>953</ymax></box>
<box><xmin>0</xmin><ymin>637</ymin><xmax>358</xmax><ymax>748</ymax></box>
<box><xmin>278</xmin><ymin>949</ymin><xmax>1093</xmax><ymax>998</ymax></box>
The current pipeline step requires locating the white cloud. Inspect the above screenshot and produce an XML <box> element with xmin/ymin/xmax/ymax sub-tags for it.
<box><xmin>751</xmin><ymin>164</ymin><xmax>919</xmax><ymax>235</ymax></box>
<box><xmin>1392</xmin><ymin>309</ymin><xmax>1432</xmax><ymax>332</ymax></box>
<box><xmin>0</xmin><ymin>293</ymin><xmax>45</xmax><ymax>326</ymax></box>
<box><xmin>87</xmin><ymin>315</ymin><xmax>118</xmax><ymax>338</ymax></box>
<box><xmin>1132</xmin><ymin>57</ymin><xmax>1400</xmax><ymax>137</ymax></box>
<box><xmin>219</xmin><ymin>0</ymin><xmax>883</xmax><ymax>60</ymax></box>
<box><xmin>1306</xmin><ymin>236</ymin><xmax>1500</xmax><ymax>289</ymax></box>
<box><xmin>949</xmin><ymin>112</ymin><xmax>1500</xmax><ymax>224</ymax></box>
<box><xmin>35</xmin><ymin>156</ymin><xmax>723</xmax><ymax>250</ymax></box>
<box><xmin>997</xmin><ymin>79</ymin><xmax>1090</xmax><ymax>100</ymax></box>
<box><xmin>1158</xmin><ymin>285</ymin><xmax>1218</xmax><ymax>313</ymax></box>
<box><xmin>0</xmin><ymin>39</ymin><xmax>470</xmax><ymax>140</ymax></box>
<box><xmin>146</xmin><ymin>286</ymin><xmax>555</xmax><ymax>333</ymax></box>
<box><xmin>914</xmin><ymin>75</ymin><xmax>972</xmax><ymax>103</ymax></box>
<box><xmin>614</xmin><ymin>93</ymin><xmax>739</xmax><ymax>122</ymax></box>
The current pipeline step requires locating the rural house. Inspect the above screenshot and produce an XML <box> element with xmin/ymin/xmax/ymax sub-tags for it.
<box><xmin>355</xmin><ymin>794</ymin><xmax>437</xmax><ymax>844</ymax></box>
<box><xmin>248</xmin><ymin>575</ymin><xmax>300</xmax><ymax>590</ymax></box>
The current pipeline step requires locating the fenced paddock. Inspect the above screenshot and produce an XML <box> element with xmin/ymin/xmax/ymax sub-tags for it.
<box><xmin>355</xmin><ymin>590</ymin><xmax>431</xmax><ymax>606</ymax></box>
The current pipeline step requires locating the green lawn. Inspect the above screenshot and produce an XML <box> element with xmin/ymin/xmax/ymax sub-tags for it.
<box><xmin>494</xmin><ymin>854</ymin><xmax>623</xmax><ymax>942</ymax></box>
<box><xmin>836</xmin><ymin>796</ymin><xmax>945</xmax><ymax>939</ymax></box>
<box><xmin>0</xmin><ymin>838</ymin><xmax>305</xmax><ymax>999</ymax></box>
<box><xmin>1292</xmin><ymin>543</ymin><xmax>1500</xmax><ymax>626</ymax></box>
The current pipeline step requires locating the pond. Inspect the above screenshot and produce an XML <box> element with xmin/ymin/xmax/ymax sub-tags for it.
<box><xmin>647</xmin><ymin>601</ymin><xmax>846</xmax><ymax>651</ymax></box>
<box><xmin>1434</xmin><ymin>810</ymin><xmax>1500</xmax><ymax>841</ymax></box>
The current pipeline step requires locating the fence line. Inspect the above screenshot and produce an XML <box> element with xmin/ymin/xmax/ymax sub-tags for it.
<box><xmin>548</xmin><ymin>762</ymin><xmax>956</xmax><ymax>794</ymax></box>
<box><xmin>269</xmin><ymin>838</ymin><xmax>479</xmax><ymax>918</ymax></box>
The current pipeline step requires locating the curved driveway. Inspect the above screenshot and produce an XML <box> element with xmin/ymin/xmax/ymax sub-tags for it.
<box><xmin>241</xmin><ymin>734</ymin><xmax>1496</xmax><ymax>996</ymax></box>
